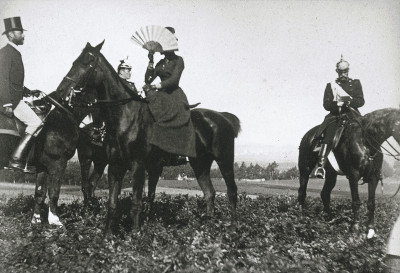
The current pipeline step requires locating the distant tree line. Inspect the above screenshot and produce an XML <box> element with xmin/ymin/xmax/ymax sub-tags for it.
<box><xmin>163</xmin><ymin>161</ymin><xmax>299</xmax><ymax>181</ymax></box>
<box><xmin>1</xmin><ymin>159</ymin><xmax>399</xmax><ymax>186</ymax></box>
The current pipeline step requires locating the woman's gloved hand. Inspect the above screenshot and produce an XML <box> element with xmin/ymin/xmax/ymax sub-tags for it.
<box><xmin>148</xmin><ymin>51</ymin><xmax>154</xmax><ymax>63</ymax></box>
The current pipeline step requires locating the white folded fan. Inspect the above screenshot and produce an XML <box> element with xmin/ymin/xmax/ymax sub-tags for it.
<box><xmin>131</xmin><ymin>25</ymin><xmax>178</xmax><ymax>52</ymax></box>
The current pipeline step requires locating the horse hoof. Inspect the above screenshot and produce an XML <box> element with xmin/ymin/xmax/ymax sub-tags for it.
<box><xmin>367</xmin><ymin>229</ymin><xmax>375</xmax><ymax>239</ymax></box>
<box><xmin>48</xmin><ymin>209</ymin><xmax>63</xmax><ymax>227</ymax></box>
<box><xmin>31</xmin><ymin>213</ymin><xmax>41</xmax><ymax>224</ymax></box>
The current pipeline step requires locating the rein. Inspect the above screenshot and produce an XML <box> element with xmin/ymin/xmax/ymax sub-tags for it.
<box><xmin>62</xmin><ymin>52</ymin><xmax>99</xmax><ymax>106</ymax></box>
<box><xmin>72</xmin><ymin>92</ymin><xmax>147</xmax><ymax>108</ymax></box>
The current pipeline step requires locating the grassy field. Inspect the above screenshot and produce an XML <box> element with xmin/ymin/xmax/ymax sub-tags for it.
<box><xmin>1</xmin><ymin>177</ymin><xmax>400</xmax><ymax>272</ymax></box>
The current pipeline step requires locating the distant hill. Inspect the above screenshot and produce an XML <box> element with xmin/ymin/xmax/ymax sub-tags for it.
<box><xmin>235</xmin><ymin>143</ymin><xmax>298</xmax><ymax>170</ymax></box>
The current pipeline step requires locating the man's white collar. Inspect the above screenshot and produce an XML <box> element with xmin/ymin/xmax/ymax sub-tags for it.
<box><xmin>7</xmin><ymin>41</ymin><xmax>20</xmax><ymax>52</ymax></box>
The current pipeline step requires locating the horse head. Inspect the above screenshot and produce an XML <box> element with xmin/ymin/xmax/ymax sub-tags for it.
<box><xmin>391</xmin><ymin>109</ymin><xmax>400</xmax><ymax>144</ymax></box>
<box><xmin>56</xmin><ymin>41</ymin><xmax>107</xmax><ymax>104</ymax></box>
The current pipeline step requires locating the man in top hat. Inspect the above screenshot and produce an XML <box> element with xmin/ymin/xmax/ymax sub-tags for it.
<box><xmin>314</xmin><ymin>56</ymin><xmax>365</xmax><ymax>179</ymax></box>
<box><xmin>0</xmin><ymin>16</ymin><xmax>42</xmax><ymax>173</ymax></box>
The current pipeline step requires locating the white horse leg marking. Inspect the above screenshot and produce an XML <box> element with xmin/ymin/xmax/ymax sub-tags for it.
<box><xmin>31</xmin><ymin>213</ymin><xmax>41</xmax><ymax>224</ymax></box>
<box><xmin>367</xmin><ymin>228</ymin><xmax>375</xmax><ymax>239</ymax></box>
<box><xmin>48</xmin><ymin>208</ymin><xmax>63</xmax><ymax>227</ymax></box>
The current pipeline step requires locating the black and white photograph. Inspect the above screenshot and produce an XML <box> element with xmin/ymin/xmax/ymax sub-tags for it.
<box><xmin>0</xmin><ymin>0</ymin><xmax>399</xmax><ymax>272</ymax></box>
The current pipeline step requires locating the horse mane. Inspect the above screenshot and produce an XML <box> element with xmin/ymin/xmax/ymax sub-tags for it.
<box><xmin>84</xmin><ymin>45</ymin><xmax>143</xmax><ymax>101</ymax></box>
<box><xmin>360</xmin><ymin>108</ymin><xmax>400</xmax><ymax>130</ymax></box>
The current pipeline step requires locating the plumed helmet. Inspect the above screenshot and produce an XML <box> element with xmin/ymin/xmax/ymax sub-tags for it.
<box><xmin>118</xmin><ymin>57</ymin><xmax>132</xmax><ymax>71</ymax></box>
<box><xmin>336</xmin><ymin>55</ymin><xmax>350</xmax><ymax>71</ymax></box>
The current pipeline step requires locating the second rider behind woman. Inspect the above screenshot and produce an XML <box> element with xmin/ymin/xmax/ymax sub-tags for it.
<box><xmin>143</xmin><ymin>27</ymin><xmax>196</xmax><ymax>166</ymax></box>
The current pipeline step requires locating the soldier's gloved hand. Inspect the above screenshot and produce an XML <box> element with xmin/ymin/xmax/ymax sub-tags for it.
<box><xmin>142</xmin><ymin>84</ymin><xmax>152</xmax><ymax>93</ymax></box>
<box><xmin>4</xmin><ymin>106</ymin><xmax>13</xmax><ymax>118</ymax></box>
<box><xmin>148</xmin><ymin>51</ymin><xmax>154</xmax><ymax>63</ymax></box>
<box><xmin>337</xmin><ymin>101</ymin><xmax>344</xmax><ymax>107</ymax></box>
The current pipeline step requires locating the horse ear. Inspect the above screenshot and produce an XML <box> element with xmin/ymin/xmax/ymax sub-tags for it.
<box><xmin>85</xmin><ymin>42</ymin><xmax>92</xmax><ymax>48</ymax></box>
<box><xmin>95</xmin><ymin>40</ymin><xmax>105</xmax><ymax>51</ymax></box>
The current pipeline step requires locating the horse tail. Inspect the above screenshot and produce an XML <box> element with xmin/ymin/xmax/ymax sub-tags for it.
<box><xmin>220</xmin><ymin>112</ymin><xmax>241</xmax><ymax>138</ymax></box>
<box><xmin>391</xmin><ymin>182</ymin><xmax>400</xmax><ymax>198</ymax></box>
<box><xmin>299</xmin><ymin>125</ymin><xmax>319</xmax><ymax>151</ymax></box>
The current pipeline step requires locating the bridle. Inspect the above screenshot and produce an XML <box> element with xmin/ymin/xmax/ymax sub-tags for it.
<box><xmin>63</xmin><ymin>50</ymin><xmax>147</xmax><ymax>109</ymax></box>
<box><xmin>62</xmin><ymin>51</ymin><xmax>99</xmax><ymax>106</ymax></box>
<box><xmin>352</xmin><ymin>117</ymin><xmax>400</xmax><ymax>161</ymax></box>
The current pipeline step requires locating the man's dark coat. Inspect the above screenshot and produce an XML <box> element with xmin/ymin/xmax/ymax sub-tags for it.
<box><xmin>0</xmin><ymin>43</ymin><xmax>25</xmax><ymax>109</ymax></box>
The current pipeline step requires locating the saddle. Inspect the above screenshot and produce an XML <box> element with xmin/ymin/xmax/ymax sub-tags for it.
<box><xmin>0</xmin><ymin>98</ymin><xmax>50</xmax><ymax>138</ymax></box>
<box><xmin>0</xmin><ymin>112</ymin><xmax>24</xmax><ymax>137</ymax></box>
<box><xmin>313</xmin><ymin>116</ymin><xmax>349</xmax><ymax>151</ymax></box>
<box><xmin>80</xmin><ymin>123</ymin><xmax>106</xmax><ymax>147</ymax></box>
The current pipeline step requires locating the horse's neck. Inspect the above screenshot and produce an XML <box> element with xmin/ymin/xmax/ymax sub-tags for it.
<box><xmin>363</xmin><ymin>110</ymin><xmax>398</xmax><ymax>144</ymax></box>
<box><xmin>103</xmin><ymin>71</ymin><xmax>132</xmax><ymax>100</ymax></box>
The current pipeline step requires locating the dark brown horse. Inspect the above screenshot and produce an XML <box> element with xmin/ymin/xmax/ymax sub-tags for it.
<box><xmin>56</xmin><ymin>41</ymin><xmax>241</xmax><ymax>232</ymax></box>
<box><xmin>0</xmin><ymin>91</ymin><xmax>94</xmax><ymax>226</ymax></box>
<box><xmin>298</xmin><ymin>107</ymin><xmax>400</xmax><ymax>238</ymax></box>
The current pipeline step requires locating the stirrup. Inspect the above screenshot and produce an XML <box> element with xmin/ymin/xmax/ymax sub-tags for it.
<box><xmin>314</xmin><ymin>167</ymin><xmax>325</xmax><ymax>179</ymax></box>
<box><xmin>313</xmin><ymin>146</ymin><xmax>321</xmax><ymax>152</ymax></box>
<box><xmin>8</xmin><ymin>160</ymin><xmax>36</xmax><ymax>174</ymax></box>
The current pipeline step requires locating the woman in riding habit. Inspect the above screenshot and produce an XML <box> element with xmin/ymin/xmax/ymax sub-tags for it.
<box><xmin>143</xmin><ymin>27</ymin><xmax>196</xmax><ymax>166</ymax></box>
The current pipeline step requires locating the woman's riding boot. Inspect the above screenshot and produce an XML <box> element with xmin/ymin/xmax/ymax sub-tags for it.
<box><xmin>315</xmin><ymin>144</ymin><xmax>329</xmax><ymax>179</ymax></box>
<box><xmin>8</xmin><ymin>133</ymin><xmax>36</xmax><ymax>174</ymax></box>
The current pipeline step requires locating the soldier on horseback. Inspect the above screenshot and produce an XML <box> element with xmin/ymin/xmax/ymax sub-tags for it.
<box><xmin>117</xmin><ymin>57</ymin><xmax>139</xmax><ymax>95</ymax></box>
<box><xmin>0</xmin><ymin>17</ymin><xmax>42</xmax><ymax>173</ymax></box>
<box><xmin>314</xmin><ymin>56</ymin><xmax>365</xmax><ymax>179</ymax></box>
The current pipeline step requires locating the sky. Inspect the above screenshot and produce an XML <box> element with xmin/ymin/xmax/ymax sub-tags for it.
<box><xmin>1</xmin><ymin>0</ymin><xmax>399</xmax><ymax>163</ymax></box>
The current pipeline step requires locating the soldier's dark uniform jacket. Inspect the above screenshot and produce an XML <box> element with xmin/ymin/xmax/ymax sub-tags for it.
<box><xmin>121</xmin><ymin>78</ymin><xmax>137</xmax><ymax>93</ymax></box>
<box><xmin>317</xmin><ymin>78</ymin><xmax>365</xmax><ymax>143</ymax></box>
<box><xmin>323</xmin><ymin>78</ymin><xmax>365</xmax><ymax>116</ymax></box>
<box><xmin>0</xmin><ymin>43</ymin><xmax>25</xmax><ymax>109</ymax></box>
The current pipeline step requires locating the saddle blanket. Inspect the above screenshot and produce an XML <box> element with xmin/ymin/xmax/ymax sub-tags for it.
<box><xmin>0</xmin><ymin>113</ymin><xmax>20</xmax><ymax>137</ymax></box>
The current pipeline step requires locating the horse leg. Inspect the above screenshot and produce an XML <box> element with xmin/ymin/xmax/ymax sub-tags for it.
<box><xmin>47</xmin><ymin>161</ymin><xmax>67</xmax><ymax>226</ymax></box>
<box><xmin>88</xmin><ymin>160</ymin><xmax>107</xmax><ymax>199</ymax></box>
<box><xmin>105</xmin><ymin>163</ymin><xmax>126</xmax><ymax>234</ymax></box>
<box><xmin>32</xmin><ymin>172</ymin><xmax>47</xmax><ymax>224</ymax></box>
<box><xmin>190</xmin><ymin>156</ymin><xmax>215</xmax><ymax>218</ymax></box>
<box><xmin>365</xmin><ymin>175</ymin><xmax>379</xmax><ymax>238</ymax></box>
<box><xmin>79</xmin><ymin>157</ymin><xmax>92</xmax><ymax>205</ymax></box>
<box><xmin>320</xmin><ymin>166</ymin><xmax>337</xmax><ymax>216</ymax></box>
<box><xmin>216</xmin><ymin>158</ymin><xmax>238</xmax><ymax>224</ymax></box>
<box><xmin>297</xmin><ymin>147</ymin><xmax>317</xmax><ymax>210</ymax></box>
<box><xmin>347</xmin><ymin>175</ymin><xmax>362</xmax><ymax>232</ymax></box>
<box><xmin>130</xmin><ymin>160</ymin><xmax>146</xmax><ymax>231</ymax></box>
<box><xmin>147</xmin><ymin>165</ymin><xmax>163</xmax><ymax>220</ymax></box>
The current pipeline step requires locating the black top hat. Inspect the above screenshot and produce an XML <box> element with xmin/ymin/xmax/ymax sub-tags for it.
<box><xmin>2</xmin><ymin>16</ymin><xmax>26</xmax><ymax>35</ymax></box>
